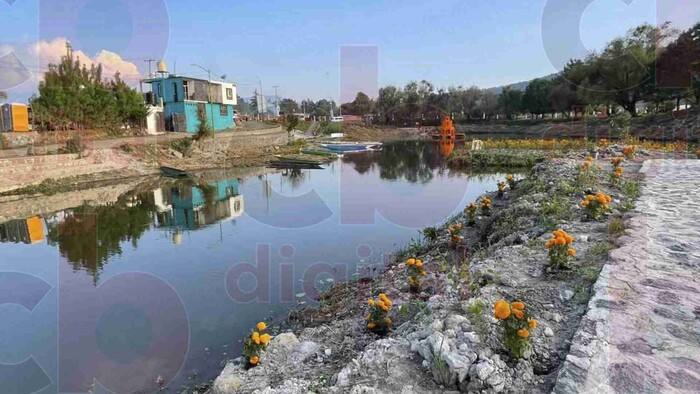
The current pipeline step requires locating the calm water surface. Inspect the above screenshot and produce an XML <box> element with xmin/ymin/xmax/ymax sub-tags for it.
<box><xmin>0</xmin><ymin>141</ymin><xmax>510</xmax><ymax>393</ymax></box>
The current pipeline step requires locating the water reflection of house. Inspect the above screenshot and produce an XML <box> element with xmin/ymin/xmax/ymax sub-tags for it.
<box><xmin>0</xmin><ymin>216</ymin><xmax>45</xmax><ymax>244</ymax></box>
<box><xmin>153</xmin><ymin>179</ymin><xmax>245</xmax><ymax>230</ymax></box>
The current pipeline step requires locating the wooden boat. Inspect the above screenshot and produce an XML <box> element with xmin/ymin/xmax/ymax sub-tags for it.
<box><xmin>299</xmin><ymin>148</ymin><xmax>339</xmax><ymax>158</ymax></box>
<box><xmin>160</xmin><ymin>166</ymin><xmax>189</xmax><ymax>178</ymax></box>
<box><xmin>318</xmin><ymin>141</ymin><xmax>382</xmax><ymax>152</ymax></box>
<box><xmin>273</xmin><ymin>156</ymin><xmax>323</xmax><ymax>165</ymax></box>
<box><xmin>266</xmin><ymin>161</ymin><xmax>323</xmax><ymax>170</ymax></box>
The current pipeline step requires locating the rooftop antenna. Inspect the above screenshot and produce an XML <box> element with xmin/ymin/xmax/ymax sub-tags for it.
<box><xmin>144</xmin><ymin>59</ymin><xmax>156</xmax><ymax>78</ymax></box>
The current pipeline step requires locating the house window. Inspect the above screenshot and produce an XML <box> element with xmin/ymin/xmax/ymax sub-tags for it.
<box><xmin>157</xmin><ymin>83</ymin><xmax>162</xmax><ymax>98</ymax></box>
<box><xmin>172</xmin><ymin>82</ymin><xmax>179</xmax><ymax>102</ymax></box>
<box><xmin>183</xmin><ymin>81</ymin><xmax>189</xmax><ymax>100</ymax></box>
<box><xmin>220</xmin><ymin>105</ymin><xmax>228</xmax><ymax>116</ymax></box>
<box><xmin>226</xmin><ymin>88</ymin><xmax>233</xmax><ymax>100</ymax></box>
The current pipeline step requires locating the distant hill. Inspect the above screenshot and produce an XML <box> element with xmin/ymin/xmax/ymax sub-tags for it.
<box><xmin>485</xmin><ymin>73</ymin><xmax>559</xmax><ymax>94</ymax></box>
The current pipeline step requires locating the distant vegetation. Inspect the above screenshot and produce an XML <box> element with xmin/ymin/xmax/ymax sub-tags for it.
<box><xmin>260</xmin><ymin>22</ymin><xmax>699</xmax><ymax>126</ymax></box>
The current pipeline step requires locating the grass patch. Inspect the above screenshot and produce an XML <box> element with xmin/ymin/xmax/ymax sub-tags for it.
<box><xmin>608</xmin><ymin>217</ymin><xmax>626</xmax><ymax>236</ymax></box>
<box><xmin>575</xmin><ymin>166</ymin><xmax>600</xmax><ymax>190</ymax></box>
<box><xmin>170</xmin><ymin>137</ymin><xmax>195</xmax><ymax>157</ymax></box>
<box><xmin>449</xmin><ymin>149</ymin><xmax>549</xmax><ymax>169</ymax></box>
<box><xmin>0</xmin><ymin>178</ymin><xmax>70</xmax><ymax>197</ymax></box>
<box><xmin>538</xmin><ymin>193</ymin><xmax>574</xmax><ymax>230</ymax></box>
<box><xmin>622</xmin><ymin>180</ymin><xmax>640</xmax><ymax>199</ymax></box>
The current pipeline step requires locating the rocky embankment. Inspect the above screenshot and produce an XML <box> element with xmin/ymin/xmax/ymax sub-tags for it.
<box><xmin>210</xmin><ymin>146</ymin><xmax>652</xmax><ymax>393</ymax></box>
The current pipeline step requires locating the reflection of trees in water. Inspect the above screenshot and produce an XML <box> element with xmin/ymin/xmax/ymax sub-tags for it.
<box><xmin>342</xmin><ymin>141</ymin><xmax>455</xmax><ymax>184</ymax></box>
<box><xmin>282</xmin><ymin>168</ymin><xmax>307</xmax><ymax>189</ymax></box>
<box><xmin>47</xmin><ymin>193</ymin><xmax>156</xmax><ymax>284</ymax></box>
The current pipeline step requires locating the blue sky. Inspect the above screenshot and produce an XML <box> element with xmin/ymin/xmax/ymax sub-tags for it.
<box><xmin>1</xmin><ymin>0</ymin><xmax>696</xmax><ymax>102</ymax></box>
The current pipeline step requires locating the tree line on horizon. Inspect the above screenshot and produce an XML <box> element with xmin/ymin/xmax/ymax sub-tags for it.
<box><xmin>265</xmin><ymin>21</ymin><xmax>699</xmax><ymax>124</ymax></box>
<box><xmin>17</xmin><ymin>20</ymin><xmax>700</xmax><ymax>131</ymax></box>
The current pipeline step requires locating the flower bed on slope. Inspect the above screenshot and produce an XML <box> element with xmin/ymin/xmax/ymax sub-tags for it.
<box><xmin>211</xmin><ymin>149</ymin><xmax>646</xmax><ymax>393</ymax></box>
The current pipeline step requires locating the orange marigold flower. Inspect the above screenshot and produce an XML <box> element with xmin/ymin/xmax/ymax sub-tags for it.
<box><xmin>368</xmin><ymin>299</ymin><xmax>375</xmax><ymax>306</ymax></box>
<box><xmin>564</xmin><ymin>234</ymin><xmax>574</xmax><ymax>244</ymax></box>
<box><xmin>567</xmin><ymin>248</ymin><xmax>576</xmax><ymax>257</ymax></box>
<box><xmin>518</xmin><ymin>329</ymin><xmax>530</xmax><ymax>339</ymax></box>
<box><xmin>249</xmin><ymin>356</ymin><xmax>259</xmax><ymax>365</ymax></box>
<box><xmin>416</xmin><ymin>260</ymin><xmax>423</xmax><ymax>268</ymax></box>
<box><xmin>252</xmin><ymin>332</ymin><xmax>261</xmax><ymax>345</ymax></box>
<box><xmin>494</xmin><ymin>299</ymin><xmax>511</xmax><ymax>320</ymax></box>
<box><xmin>367</xmin><ymin>322</ymin><xmax>376</xmax><ymax>329</ymax></box>
<box><xmin>545</xmin><ymin>240</ymin><xmax>554</xmax><ymax>249</ymax></box>
<box><xmin>406</xmin><ymin>258</ymin><xmax>415</xmax><ymax>266</ymax></box>
<box><xmin>605</xmin><ymin>195</ymin><xmax>612</xmax><ymax>203</ymax></box>
<box><xmin>514</xmin><ymin>309</ymin><xmax>524</xmax><ymax>319</ymax></box>
<box><xmin>528</xmin><ymin>318</ymin><xmax>538</xmax><ymax>329</ymax></box>
<box><xmin>511</xmin><ymin>301</ymin><xmax>525</xmax><ymax>310</ymax></box>
<box><xmin>581</xmin><ymin>200</ymin><xmax>590</xmax><ymax>207</ymax></box>
<box><xmin>260</xmin><ymin>333</ymin><xmax>272</xmax><ymax>345</ymax></box>
<box><xmin>256</xmin><ymin>322</ymin><xmax>267</xmax><ymax>331</ymax></box>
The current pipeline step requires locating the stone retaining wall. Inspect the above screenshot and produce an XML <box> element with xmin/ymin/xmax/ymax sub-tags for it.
<box><xmin>0</xmin><ymin>149</ymin><xmax>146</xmax><ymax>193</ymax></box>
<box><xmin>198</xmin><ymin>127</ymin><xmax>287</xmax><ymax>154</ymax></box>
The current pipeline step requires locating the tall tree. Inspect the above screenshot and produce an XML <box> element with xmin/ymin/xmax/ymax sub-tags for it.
<box><xmin>279</xmin><ymin>98</ymin><xmax>300</xmax><ymax>115</ymax></box>
<box><xmin>522</xmin><ymin>78</ymin><xmax>554</xmax><ymax>117</ymax></box>
<box><xmin>497</xmin><ymin>87</ymin><xmax>523</xmax><ymax>119</ymax></box>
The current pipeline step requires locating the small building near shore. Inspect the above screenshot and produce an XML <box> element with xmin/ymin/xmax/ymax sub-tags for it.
<box><xmin>144</xmin><ymin>74</ymin><xmax>237</xmax><ymax>133</ymax></box>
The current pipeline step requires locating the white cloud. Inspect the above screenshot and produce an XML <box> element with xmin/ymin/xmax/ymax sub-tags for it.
<box><xmin>31</xmin><ymin>37</ymin><xmax>141</xmax><ymax>82</ymax></box>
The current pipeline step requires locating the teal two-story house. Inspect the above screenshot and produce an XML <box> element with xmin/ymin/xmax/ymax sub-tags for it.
<box><xmin>145</xmin><ymin>75</ymin><xmax>237</xmax><ymax>133</ymax></box>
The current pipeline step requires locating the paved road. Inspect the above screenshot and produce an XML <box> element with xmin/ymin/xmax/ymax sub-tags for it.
<box><xmin>555</xmin><ymin>159</ymin><xmax>700</xmax><ymax>393</ymax></box>
<box><xmin>0</xmin><ymin>126</ymin><xmax>283</xmax><ymax>159</ymax></box>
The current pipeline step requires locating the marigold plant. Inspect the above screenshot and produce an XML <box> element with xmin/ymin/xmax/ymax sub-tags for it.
<box><xmin>494</xmin><ymin>299</ymin><xmax>538</xmax><ymax>358</ymax></box>
<box><xmin>610</xmin><ymin>165</ymin><xmax>623</xmax><ymax>187</ymax></box>
<box><xmin>480</xmin><ymin>196</ymin><xmax>492</xmax><ymax>216</ymax></box>
<box><xmin>448</xmin><ymin>223</ymin><xmax>463</xmax><ymax>249</ymax></box>
<box><xmin>497</xmin><ymin>180</ymin><xmax>507</xmax><ymax>197</ymax></box>
<box><xmin>544</xmin><ymin>229</ymin><xmax>575</xmax><ymax>269</ymax></box>
<box><xmin>610</xmin><ymin>157</ymin><xmax>624</xmax><ymax>169</ymax></box>
<box><xmin>598</xmin><ymin>138</ymin><xmax>610</xmax><ymax>148</ymax></box>
<box><xmin>366</xmin><ymin>293</ymin><xmax>393</xmax><ymax>334</ymax></box>
<box><xmin>622</xmin><ymin>145</ymin><xmax>636</xmax><ymax>159</ymax></box>
<box><xmin>243</xmin><ymin>321</ymin><xmax>272</xmax><ymax>367</ymax></box>
<box><xmin>406</xmin><ymin>258</ymin><xmax>427</xmax><ymax>291</ymax></box>
<box><xmin>506</xmin><ymin>174</ymin><xmax>516</xmax><ymax>190</ymax></box>
<box><xmin>580</xmin><ymin>192</ymin><xmax>612</xmax><ymax>220</ymax></box>
<box><xmin>465</xmin><ymin>202</ymin><xmax>477</xmax><ymax>226</ymax></box>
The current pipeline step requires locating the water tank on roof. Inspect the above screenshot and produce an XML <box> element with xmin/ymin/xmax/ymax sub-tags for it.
<box><xmin>157</xmin><ymin>60</ymin><xmax>167</xmax><ymax>73</ymax></box>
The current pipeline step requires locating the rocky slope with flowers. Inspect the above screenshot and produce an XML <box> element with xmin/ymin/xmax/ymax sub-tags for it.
<box><xmin>210</xmin><ymin>147</ymin><xmax>648</xmax><ymax>394</ymax></box>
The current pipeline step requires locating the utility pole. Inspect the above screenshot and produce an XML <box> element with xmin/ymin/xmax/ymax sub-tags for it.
<box><xmin>257</xmin><ymin>76</ymin><xmax>264</xmax><ymax>120</ymax></box>
<box><xmin>192</xmin><ymin>64</ymin><xmax>215</xmax><ymax>131</ymax></box>
<box><xmin>272</xmin><ymin>85</ymin><xmax>280</xmax><ymax>117</ymax></box>
<box><xmin>144</xmin><ymin>59</ymin><xmax>156</xmax><ymax>78</ymax></box>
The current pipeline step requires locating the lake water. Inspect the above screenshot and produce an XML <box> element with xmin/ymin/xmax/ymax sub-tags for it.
<box><xmin>0</xmin><ymin>141</ymin><xmax>510</xmax><ymax>393</ymax></box>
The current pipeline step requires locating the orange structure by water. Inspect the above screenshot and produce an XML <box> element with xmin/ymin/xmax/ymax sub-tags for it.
<box><xmin>439</xmin><ymin>115</ymin><xmax>455</xmax><ymax>140</ymax></box>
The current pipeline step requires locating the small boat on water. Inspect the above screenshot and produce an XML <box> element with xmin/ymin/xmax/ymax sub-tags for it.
<box><xmin>318</xmin><ymin>141</ymin><xmax>382</xmax><ymax>152</ymax></box>
<box><xmin>273</xmin><ymin>156</ymin><xmax>324</xmax><ymax>165</ymax></box>
<box><xmin>160</xmin><ymin>166</ymin><xmax>189</xmax><ymax>178</ymax></box>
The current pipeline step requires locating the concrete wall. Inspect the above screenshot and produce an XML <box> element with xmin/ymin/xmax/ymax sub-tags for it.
<box><xmin>0</xmin><ymin>149</ymin><xmax>149</xmax><ymax>193</ymax></box>
<box><xmin>196</xmin><ymin>126</ymin><xmax>287</xmax><ymax>153</ymax></box>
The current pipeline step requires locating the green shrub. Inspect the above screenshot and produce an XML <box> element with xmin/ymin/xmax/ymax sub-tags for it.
<box><xmin>63</xmin><ymin>135</ymin><xmax>86</xmax><ymax>157</ymax></box>
<box><xmin>608</xmin><ymin>217</ymin><xmax>626</xmax><ymax>236</ymax></box>
<box><xmin>194</xmin><ymin>106</ymin><xmax>215</xmax><ymax>141</ymax></box>
<box><xmin>170</xmin><ymin>137</ymin><xmax>194</xmax><ymax>157</ymax></box>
